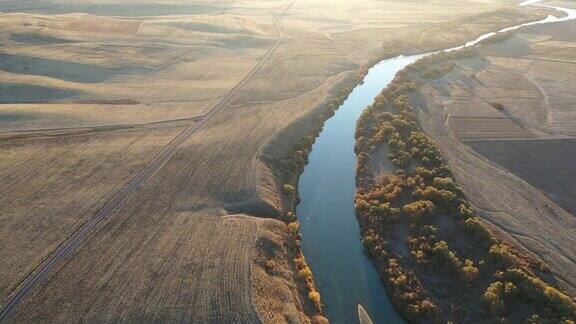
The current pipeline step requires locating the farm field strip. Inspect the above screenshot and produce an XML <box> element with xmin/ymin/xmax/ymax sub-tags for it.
<box><xmin>0</xmin><ymin>115</ymin><xmax>204</xmax><ymax>142</ymax></box>
<box><xmin>0</xmin><ymin>126</ymin><xmax>186</xmax><ymax>304</ymax></box>
<box><xmin>465</xmin><ymin>137</ymin><xmax>576</xmax><ymax>224</ymax></box>
<box><xmin>0</xmin><ymin>2</ymin><xmax>292</xmax><ymax>320</ymax></box>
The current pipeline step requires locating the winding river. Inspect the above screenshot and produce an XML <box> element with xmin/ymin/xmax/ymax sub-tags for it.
<box><xmin>295</xmin><ymin>1</ymin><xmax>576</xmax><ymax>323</ymax></box>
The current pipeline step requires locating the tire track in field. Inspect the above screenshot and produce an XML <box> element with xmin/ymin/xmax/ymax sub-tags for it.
<box><xmin>0</xmin><ymin>2</ymin><xmax>293</xmax><ymax>321</ymax></box>
<box><xmin>0</xmin><ymin>116</ymin><xmax>204</xmax><ymax>142</ymax></box>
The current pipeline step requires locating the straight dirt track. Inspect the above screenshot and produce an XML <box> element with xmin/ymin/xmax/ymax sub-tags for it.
<box><xmin>0</xmin><ymin>3</ymin><xmax>292</xmax><ymax>321</ymax></box>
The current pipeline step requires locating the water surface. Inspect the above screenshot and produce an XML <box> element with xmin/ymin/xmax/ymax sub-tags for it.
<box><xmin>297</xmin><ymin>55</ymin><xmax>417</xmax><ymax>324</ymax></box>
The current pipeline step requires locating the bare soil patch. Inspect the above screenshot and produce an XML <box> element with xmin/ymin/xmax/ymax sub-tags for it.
<box><xmin>467</xmin><ymin>138</ymin><xmax>576</xmax><ymax>218</ymax></box>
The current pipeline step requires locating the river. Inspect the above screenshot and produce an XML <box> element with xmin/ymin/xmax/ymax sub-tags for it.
<box><xmin>295</xmin><ymin>1</ymin><xmax>576</xmax><ymax>323</ymax></box>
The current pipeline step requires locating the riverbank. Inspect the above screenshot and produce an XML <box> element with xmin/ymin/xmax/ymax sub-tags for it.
<box><xmin>268</xmin><ymin>3</ymin><xmax>558</xmax><ymax>324</ymax></box>
<box><xmin>353</xmin><ymin>2</ymin><xmax>576</xmax><ymax>322</ymax></box>
<box><xmin>397</xmin><ymin>5</ymin><xmax>576</xmax><ymax>294</ymax></box>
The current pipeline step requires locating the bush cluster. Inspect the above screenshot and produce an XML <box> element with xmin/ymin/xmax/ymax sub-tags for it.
<box><xmin>353</xmin><ymin>50</ymin><xmax>576</xmax><ymax>322</ymax></box>
<box><xmin>481</xmin><ymin>268</ymin><xmax>576</xmax><ymax>322</ymax></box>
<box><xmin>384</xmin><ymin>258</ymin><xmax>439</xmax><ymax>321</ymax></box>
<box><xmin>422</xmin><ymin>63</ymin><xmax>455</xmax><ymax>79</ymax></box>
<box><xmin>498</xmin><ymin>268</ymin><xmax>576</xmax><ymax>321</ymax></box>
<box><xmin>292</xmin><ymin>229</ymin><xmax>324</xmax><ymax>315</ymax></box>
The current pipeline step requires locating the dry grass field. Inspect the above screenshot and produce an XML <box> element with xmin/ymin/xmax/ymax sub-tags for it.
<box><xmin>468</xmin><ymin>139</ymin><xmax>576</xmax><ymax>216</ymax></box>
<box><xmin>0</xmin><ymin>125</ymin><xmax>188</xmax><ymax>303</ymax></box>
<box><xmin>410</xmin><ymin>17</ymin><xmax>576</xmax><ymax>293</ymax></box>
<box><xmin>0</xmin><ymin>0</ymin><xmax>558</xmax><ymax>322</ymax></box>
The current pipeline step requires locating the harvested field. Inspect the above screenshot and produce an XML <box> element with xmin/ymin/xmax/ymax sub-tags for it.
<box><xmin>408</xmin><ymin>17</ymin><xmax>576</xmax><ymax>293</ymax></box>
<box><xmin>0</xmin><ymin>83</ymin><xmax>83</xmax><ymax>104</ymax></box>
<box><xmin>0</xmin><ymin>104</ymin><xmax>207</xmax><ymax>133</ymax></box>
<box><xmin>0</xmin><ymin>125</ymin><xmax>187</xmax><ymax>304</ymax></box>
<box><xmin>0</xmin><ymin>0</ymin><xmax>560</xmax><ymax>322</ymax></box>
<box><xmin>9</xmin><ymin>179</ymin><xmax>306</xmax><ymax>322</ymax></box>
<box><xmin>0</xmin><ymin>0</ymin><xmax>223</xmax><ymax>16</ymax></box>
<box><xmin>0</xmin><ymin>52</ymin><xmax>151</xmax><ymax>84</ymax></box>
<box><xmin>467</xmin><ymin>138</ymin><xmax>576</xmax><ymax>217</ymax></box>
<box><xmin>329</xmin><ymin>6</ymin><xmax>548</xmax><ymax>63</ymax></box>
<box><xmin>9</xmin><ymin>33</ymin><xmax>79</xmax><ymax>45</ymax></box>
<box><xmin>0</xmin><ymin>11</ymin><xmax>272</xmax><ymax>131</ymax></box>
<box><xmin>13</xmin><ymin>214</ymin><xmax>294</xmax><ymax>323</ymax></box>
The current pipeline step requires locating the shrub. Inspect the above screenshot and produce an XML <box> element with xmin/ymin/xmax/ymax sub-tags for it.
<box><xmin>265</xmin><ymin>260</ymin><xmax>276</xmax><ymax>272</ymax></box>
<box><xmin>402</xmin><ymin>200</ymin><xmax>436</xmax><ymax>222</ymax></box>
<box><xmin>433</xmin><ymin>177</ymin><xmax>462</xmax><ymax>196</ymax></box>
<box><xmin>309</xmin><ymin>290</ymin><xmax>321</xmax><ymax>303</ymax></box>
<box><xmin>283</xmin><ymin>184</ymin><xmax>296</xmax><ymax>195</ymax></box>
<box><xmin>406</xmin><ymin>304</ymin><xmax>420</xmax><ymax>319</ymax></box>
<box><xmin>461</xmin><ymin>259</ymin><xmax>479</xmax><ymax>282</ymax></box>
<box><xmin>420</xmin><ymin>299</ymin><xmax>438</xmax><ymax>317</ymax></box>
<box><xmin>501</xmin><ymin>268</ymin><xmax>576</xmax><ymax>320</ymax></box>
<box><xmin>414</xmin><ymin>186</ymin><xmax>458</xmax><ymax>208</ymax></box>
<box><xmin>308</xmin><ymin>290</ymin><xmax>323</xmax><ymax>313</ymax></box>
<box><xmin>491</xmin><ymin>102</ymin><xmax>504</xmax><ymax>110</ymax></box>
<box><xmin>430</xmin><ymin>241</ymin><xmax>462</xmax><ymax>272</ymax></box>
<box><xmin>458</xmin><ymin>204</ymin><xmax>474</xmax><ymax>219</ymax></box>
<box><xmin>299</xmin><ymin>266</ymin><xmax>313</xmax><ymax>279</ymax></box>
<box><xmin>464</xmin><ymin>217</ymin><xmax>493</xmax><ymax>245</ymax></box>
<box><xmin>489</xmin><ymin>244</ymin><xmax>516</xmax><ymax>267</ymax></box>
<box><xmin>415</xmin><ymin>167</ymin><xmax>435</xmax><ymax>180</ymax></box>
<box><xmin>288</xmin><ymin>221</ymin><xmax>300</xmax><ymax>234</ymax></box>
<box><xmin>295</xmin><ymin>256</ymin><xmax>306</xmax><ymax>269</ymax></box>
<box><xmin>483</xmin><ymin>281</ymin><xmax>505</xmax><ymax>315</ymax></box>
